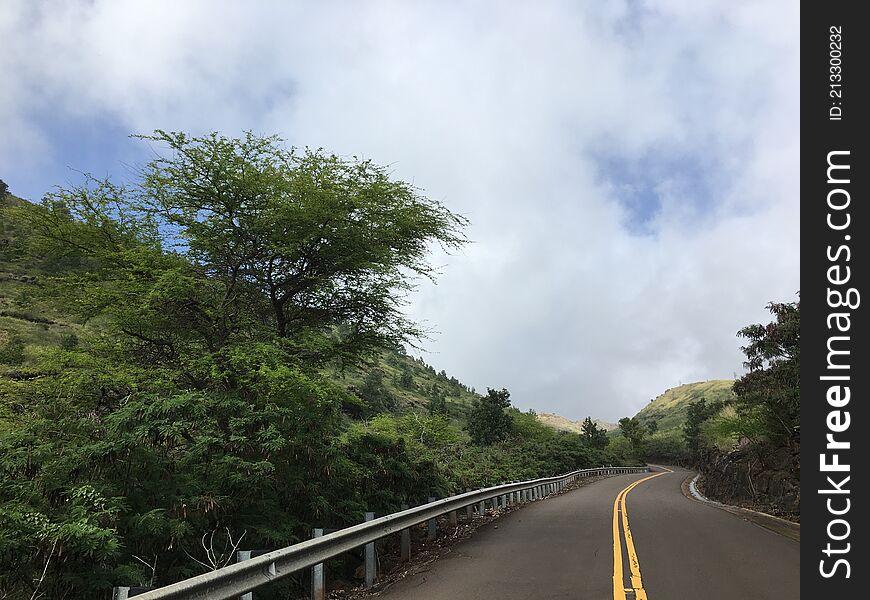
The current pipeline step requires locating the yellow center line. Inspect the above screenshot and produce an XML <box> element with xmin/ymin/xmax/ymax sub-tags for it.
<box><xmin>612</xmin><ymin>467</ymin><xmax>673</xmax><ymax>600</ymax></box>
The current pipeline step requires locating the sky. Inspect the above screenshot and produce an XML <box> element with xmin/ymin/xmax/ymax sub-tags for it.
<box><xmin>0</xmin><ymin>0</ymin><xmax>800</xmax><ymax>421</ymax></box>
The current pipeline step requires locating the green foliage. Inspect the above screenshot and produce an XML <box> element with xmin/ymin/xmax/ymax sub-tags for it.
<box><xmin>135</xmin><ymin>130</ymin><xmax>468</xmax><ymax>363</ymax></box>
<box><xmin>618</xmin><ymin>417</ymin><xmax>646</xmax><ymax>456</ymax></box>
<box><xmin>0</xmin><ymin>333</ymin><xmax>25</xmax><ymax>365</ymax></box>
<box><xmin>357</xmin><ymin>370</ymin><xmax>397</xmax><ymax>416</ymax></box>
<box><xmin>467</xmin><ymin>388</ymin><xmax>513</xmax><ymax>445</ymax></box>
<box><xmin>643</xmin><ymin>430</ymin><xmax>688</xmax><ymax>462</ymax></box>
<box><xmin>427</xmin><ymin>383</ymin><xmax>448</xmax><ymax>416</ymax></box>
<box><xmin>60</xmin><ymin>332</ymin><xmax>79</xmax><ymax>350</ymax></box>
<box><xmin>732</xmin><ymin>301</ymin><xmax>800</xmax><ymax>447</ymax></box>
<box><xmin>581</xmin><ymin>416</ymin><xmax>609</xmax><ymax>449</ymax></box>
<box><xmin>683</xmin><ymin>398</ymin><xmax>724</xmax><ymax>456</ymax></box>
<box><xmin>398</xmin><ymin>366</ymin><xmax>415</xmax><ymax>390</ymax></box>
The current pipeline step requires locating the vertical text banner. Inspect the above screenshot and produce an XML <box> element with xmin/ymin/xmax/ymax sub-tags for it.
<box><xmin>802</xmin><ymin>1</ymin><xmax>868</xmax><ymax>595</ymax></box>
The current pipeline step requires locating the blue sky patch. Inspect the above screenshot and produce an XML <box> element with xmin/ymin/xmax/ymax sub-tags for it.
<box><xmin>8</xmin><ymin>110</ymin><xmax>148</xmax><ymax>202</ymax></box>
<box><xmin>593</xmin><ymin>149</ymin><xmax>719</xmax><ymax>235</ymax></box>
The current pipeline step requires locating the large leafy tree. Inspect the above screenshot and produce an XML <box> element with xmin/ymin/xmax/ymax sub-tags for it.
<box><xmin>137</xmin><ymin>131</ymin><xmax>467</xmax><ymax>362</ymax></box>
<box><xmin>732</xmin><ymin>300</ymin><xmax>800</xmax><ymax>448</ymax></box>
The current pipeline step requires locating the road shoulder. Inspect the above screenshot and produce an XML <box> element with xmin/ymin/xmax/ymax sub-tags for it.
<box><xmin>679</xmin><ymin>472</ymin><xmax>800</xmax><ymax>542</ymax></box>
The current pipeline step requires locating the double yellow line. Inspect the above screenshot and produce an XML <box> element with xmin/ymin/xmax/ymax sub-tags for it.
<box><xmin>612</xmin><ymin>467</ymin><xmax>673</xmax><ymax>600</ymax></box>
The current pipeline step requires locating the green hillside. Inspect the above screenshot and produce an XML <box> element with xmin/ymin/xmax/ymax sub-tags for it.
<box><xmin>633</xmin><ymin>380</ymin><xmax>735</xmax><ymax>434</ymax></box>
<box><xmin>537</xmin><ymin>413</ymin><xmax>617</xmax><ymax>433</ymax></box>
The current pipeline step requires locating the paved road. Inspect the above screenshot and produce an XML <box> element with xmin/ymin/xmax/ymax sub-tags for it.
<box><xmin>379</xmin><ymin>467</ymin><xmax>798</xmax><ymax>600</ymax></box>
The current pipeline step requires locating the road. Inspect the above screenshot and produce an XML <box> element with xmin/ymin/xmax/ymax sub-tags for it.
<box><xmin>378</xmin><ymin>466</ymin><xmax>799</xmax><ymax>599</ymax></box>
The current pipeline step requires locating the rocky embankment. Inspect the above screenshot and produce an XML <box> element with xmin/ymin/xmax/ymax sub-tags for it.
<box><xmin>696</xmin><ymin>443</ymin><xmax>799</xmax><ymax>521</ymax></box>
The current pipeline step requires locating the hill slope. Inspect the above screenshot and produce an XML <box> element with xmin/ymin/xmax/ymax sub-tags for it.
<box><xmin>536</xmin><ymin>413</ymin><xmax>617</xmax><ymax>433</ymax></box>
<box><xmin>633</xmin><ymin>380</ymin><xmax>735</xmax><ymax>434</ymax></box>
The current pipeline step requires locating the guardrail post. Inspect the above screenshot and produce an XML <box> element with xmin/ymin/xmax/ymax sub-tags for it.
<box><xmin>236</xmin><ymin>551</ymin><xmax>254</xmax><ymax>600</ymax></box>
<box><xmin>448</xmin><ymin>509</ymin><xmax>458</xmax><ymax>526</ymax></box>
<box><xmin>400</xmin><ymin>505</ymin><xmax>411</xmax><ymax>563</ymax></box>
<box><xmin>478</xmin><ymin>498</ymin><xmax>485</xmax><ymax>514</ymax></box>
<box><xmin>466</xmin><ymin>489</ymin><xmax>473</xmax><ymax>519</ymax></box>
<box><xmin>365</xmin><ymin>513</ymin><xmax>376</xmax><ymax>588</ymax></box>
<box><xmin>427</xmin><ymin>498</ymin><xmax>437</xmax><ymax>540</ymax></box>
<box><xmin>311</xmin><ymin>529</ymin><xmax>324</xmax><ymax>600</ymax></box>
<box><xmin>114</xmin><ymin>586</ymin><xmax>154</xmax><ymax>599</ymax></box>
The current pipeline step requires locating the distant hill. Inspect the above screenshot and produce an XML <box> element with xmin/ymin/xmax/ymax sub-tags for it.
<box><xmin>633</xmin><ymin>380</ymin><xmax>735</xmax><ymax>434</ymax></box>
<box><xmin>536</xmin><ymin>412</ymin><xmax>617</xmax><ymax>434</ymax></box>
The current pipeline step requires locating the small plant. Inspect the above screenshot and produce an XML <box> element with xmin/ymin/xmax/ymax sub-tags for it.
<box><xmin>60</xmin><ymin>332</ymin><xmax>79</xmax><ymax>350</ymax></box>
<box><xmin>0</xmin><ymin>333</ymin><xmax>25</xmax><ymax>365</ymax></box>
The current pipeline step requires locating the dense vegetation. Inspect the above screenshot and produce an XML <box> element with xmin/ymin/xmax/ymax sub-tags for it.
<box><xmin>0</xmin><ymin>137</ymin><xmax>623</xmax><ymax>599</ymax></box>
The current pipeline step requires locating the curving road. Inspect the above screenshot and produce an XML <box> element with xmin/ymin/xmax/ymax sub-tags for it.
<box><xmin>378</xmin><ymin>466</ymin><xmax>799</xmax><ymax>599</ymax></box>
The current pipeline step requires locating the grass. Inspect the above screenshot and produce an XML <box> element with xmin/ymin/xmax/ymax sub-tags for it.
<box><xmin>633</xmin><ymin>380</ymin><xmax>735</xmax><ymax>434</ymax></box>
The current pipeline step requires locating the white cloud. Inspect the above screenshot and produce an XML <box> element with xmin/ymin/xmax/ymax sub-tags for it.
<box><xmin>1</xmin><ymin>0</ymin><xmax>799</xmax><ymax>420</ymax></box>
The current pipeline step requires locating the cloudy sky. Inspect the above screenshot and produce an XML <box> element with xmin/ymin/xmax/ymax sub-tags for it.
<box><xmin>1</xmin><ymin>1</ymin><xmax>799</xmax><ymax>421</ymax></box>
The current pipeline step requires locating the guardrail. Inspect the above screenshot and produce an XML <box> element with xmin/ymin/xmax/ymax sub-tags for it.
<box><xmin>132</xmin><ymin>465</ymin><xmax>648</xmax><ymax>600</ymax></box>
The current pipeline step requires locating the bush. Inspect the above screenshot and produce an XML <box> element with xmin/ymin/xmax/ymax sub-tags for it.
<box><xmin>0</xmin><ymin>334</ymin><xmax>25</xmax><ymax>365</ymax></box>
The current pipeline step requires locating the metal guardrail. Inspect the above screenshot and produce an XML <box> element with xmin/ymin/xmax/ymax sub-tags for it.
<box><xmin>133</xmin><ymin>465</ymin><xmax>648</xmax><ymax>600</ymax></box>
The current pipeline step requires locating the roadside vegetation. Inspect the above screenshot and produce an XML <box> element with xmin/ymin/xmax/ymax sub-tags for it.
<box><xmin>0</xmin><ymin>134</ymin><xmax>625</xmax><ymax>599</ymax></box>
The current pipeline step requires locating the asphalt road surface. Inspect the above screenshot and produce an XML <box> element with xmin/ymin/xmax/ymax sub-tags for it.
<box><xmin>379</xmin><ymin>466</ymin><xmax>799</xmax><ymax>600</ymax></box>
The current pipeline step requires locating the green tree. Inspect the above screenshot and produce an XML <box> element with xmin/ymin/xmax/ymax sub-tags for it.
<box><xmin>427</xmin><ymin>383</ymin><xmax>448</xmax><ymax>416</ymax></box>
<box><xmin>398</xmin><ymin>366</ymin><xmax>415</xmax><ymax>390</ymax></box>
<box><xmin>467</xmin><ymin>388</ymin><xmax>513</xmax><ymax>445</ymax></box>
<box><xmin>732</xmin><ymin>300</ymin><xmax>800</xmax><ymax>448</ymax></box>
<box><xmin>0</xmin><ymin>333</ymin><xmax>25</xmax><ymax>365</ymax></box>
<box><xmin>683</xmin><ymin>398</ymin><xmax>723</xmax><ymax>456</ymax></box>
<box><xmin>136</xmin><ymin>130</ymin><xmax>467</xmax><ymax>362</ymax></box>
<box><xmin>357</xmin><ymin>370</ymin><xmax>397</xmax><ymax>415</ymax></box>
<box><xmin>618</xmin><ymin>417</ymin><xmax>646</xmax><ymax>457</ymax></box>
<box><xmin>581</xmin><ymin>416</ymin><xmax>609</xmax><ymax>449</ymax></box>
